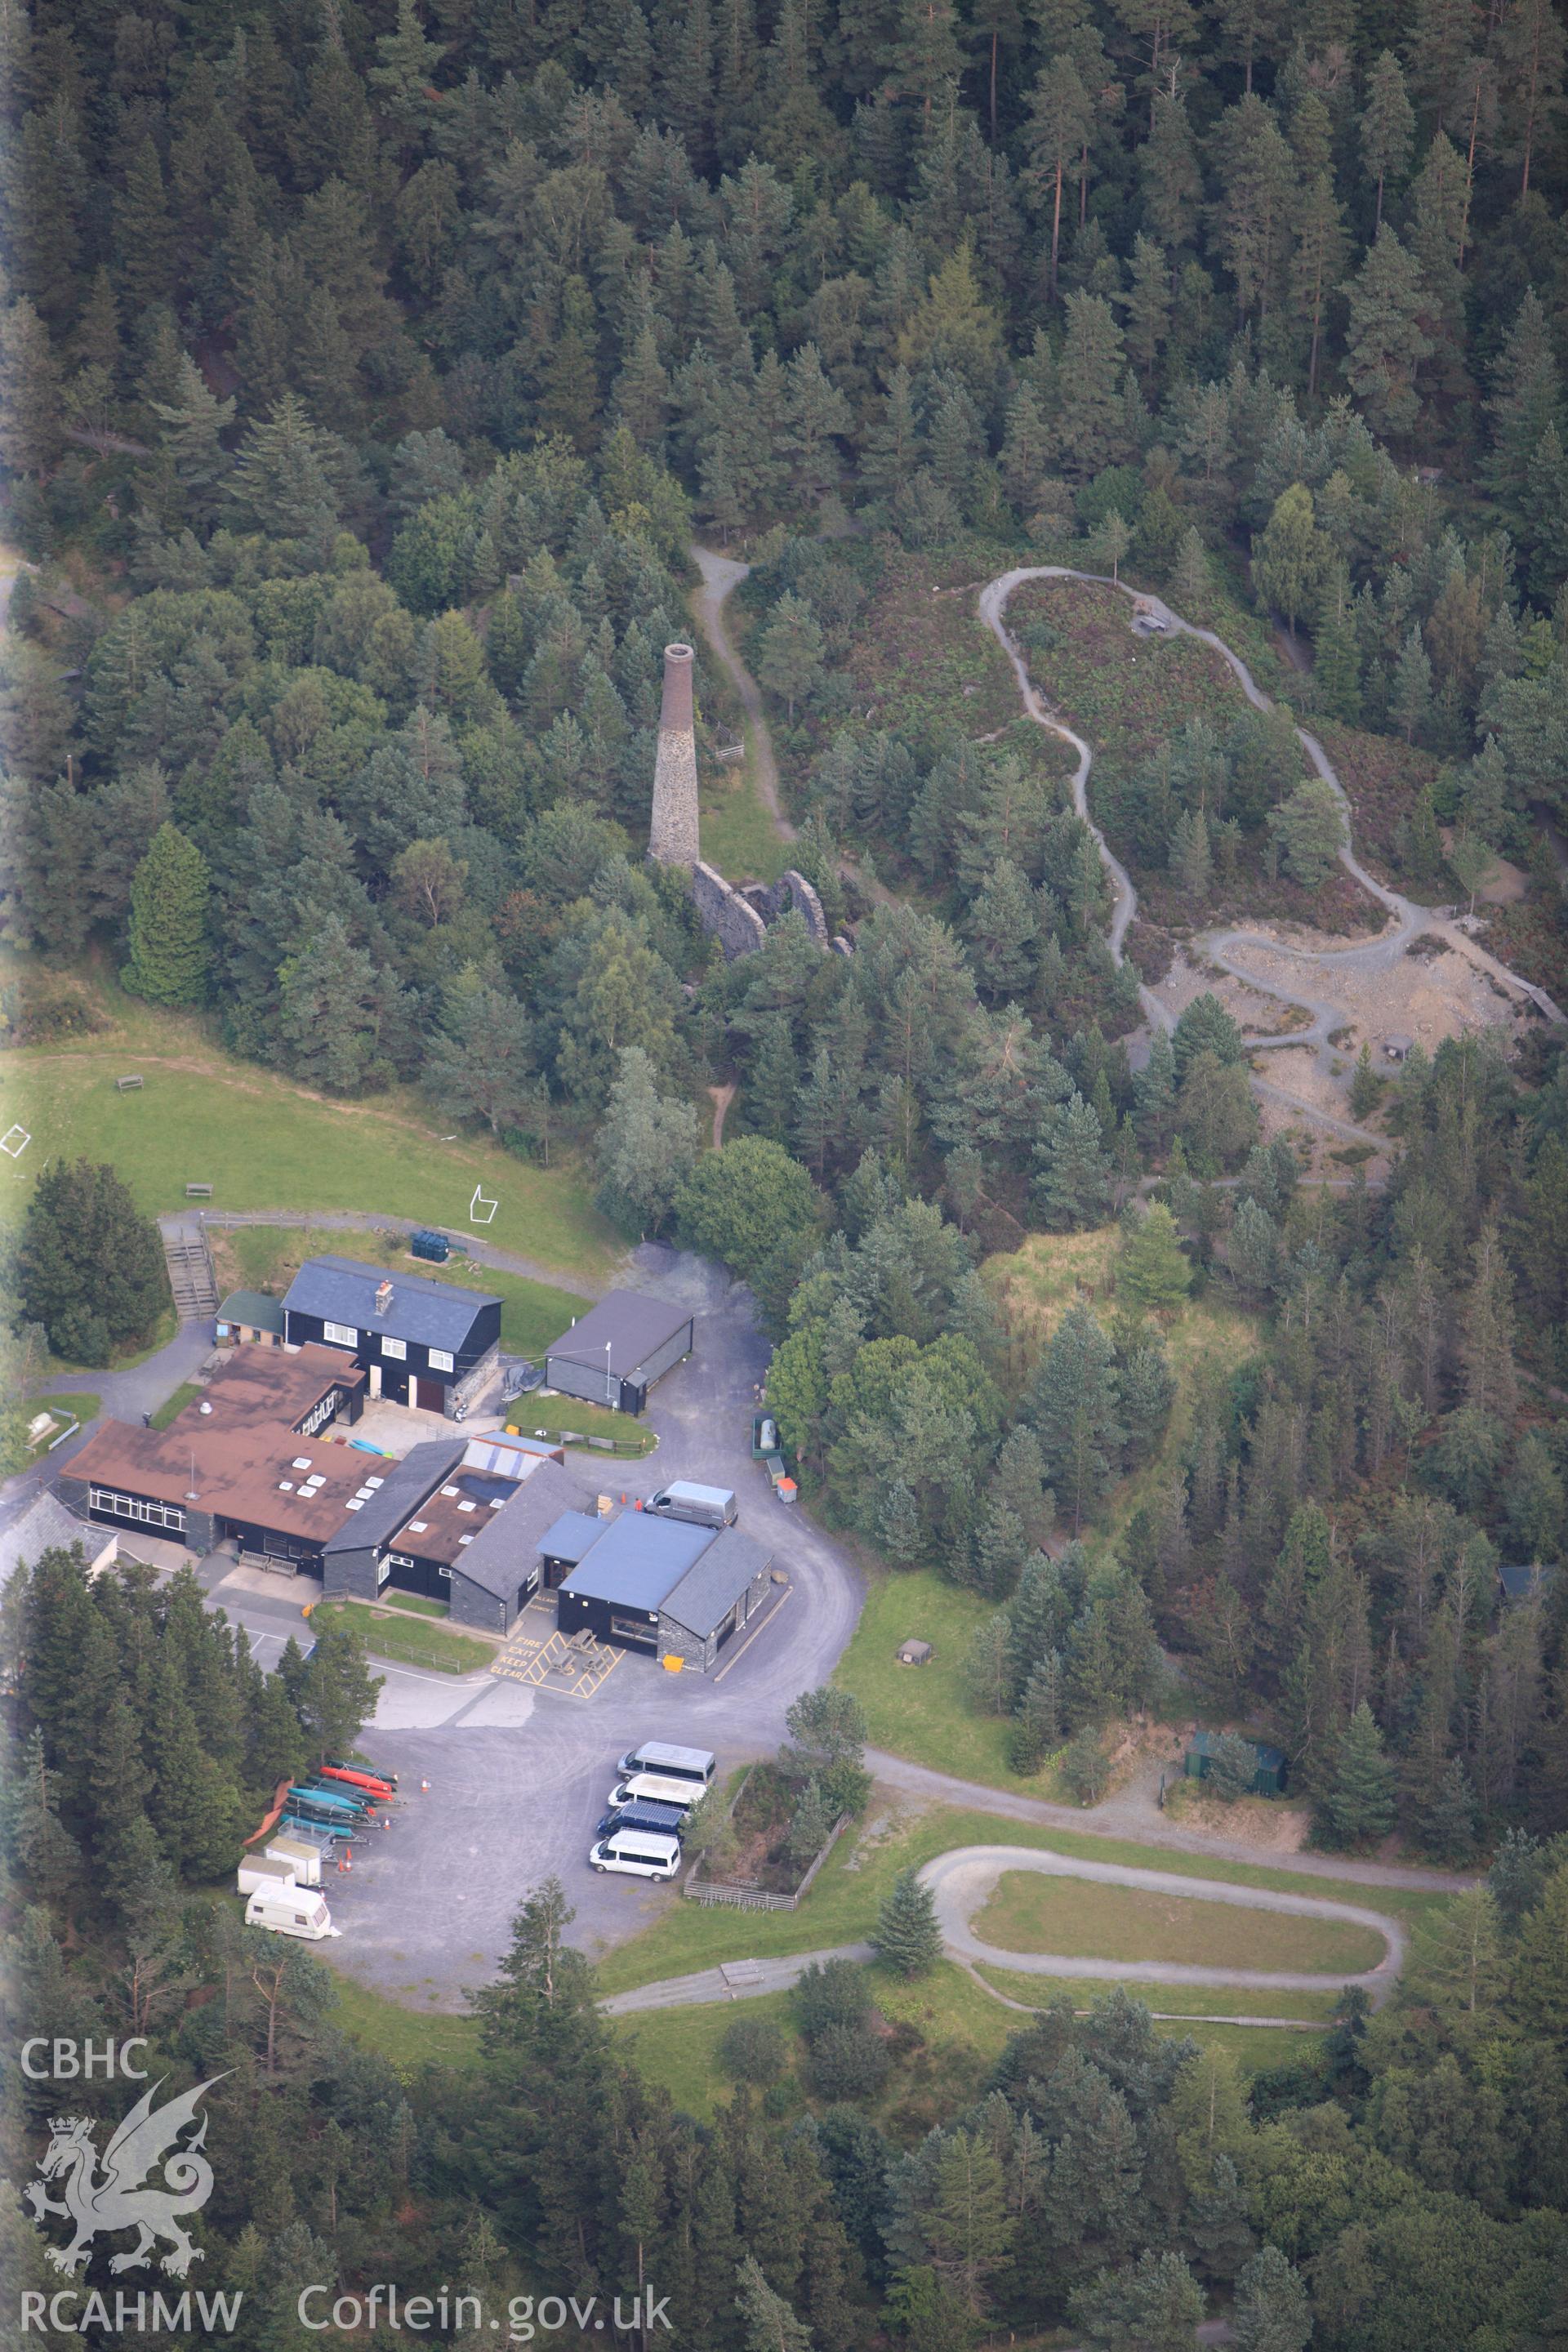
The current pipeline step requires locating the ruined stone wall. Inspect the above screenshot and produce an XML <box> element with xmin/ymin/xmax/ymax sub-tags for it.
<box><xmin>693</xmin><ymin>862</ymin><xmax>768</xmax><ymax>960</ymax></box>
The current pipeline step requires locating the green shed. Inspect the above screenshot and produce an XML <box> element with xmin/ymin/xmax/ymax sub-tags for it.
<box><xmin>1184</xmin><ymin>1731</ymin><xmax>1289</xmax><ymax>1797</ymax></box>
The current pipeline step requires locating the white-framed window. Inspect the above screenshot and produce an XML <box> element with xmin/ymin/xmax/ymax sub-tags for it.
<box><xmin>90</xmin><ymin>1486</ymin><xmax>186</xmax><ymax>1532</ymax></box>
<box><xmin>427</xmin><ymin>1348</ymin><xmax>453</xmax><ymax>1374</ymax></box>
<box><xmin>386</xmin><ymin>1552</ymin><xmax>414</xmax><ymax>1570</ymax></box>
<box><xmin>376</xmin><ymin>1558</ymin><xmax>391</xmax><ymax>1587</ymax></box>
<box><xmin>438</xmin><ymin>1565</ymin><xmax>452</xmax><ymax>1581</ymax></box>
<box><xmin>323</xmin><ymin>1320</ymin><xmax>357</xmax><ymax>1348</ymax></box>
<box><xmin>380</xmin><ymin>1335</ymin><xmax>407</xmax><ymax>1359</ymax></box>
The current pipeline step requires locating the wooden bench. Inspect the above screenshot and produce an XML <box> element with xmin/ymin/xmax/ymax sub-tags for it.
<box><xmin>115</xmin><ymin>1075</ymin><xmax>143</xmax><ymax>1092</ymax></box>
<box><xmin>185</xmin><ymin>1183</ymin><xmax>213</xmax><ymax>1197</ymax></box>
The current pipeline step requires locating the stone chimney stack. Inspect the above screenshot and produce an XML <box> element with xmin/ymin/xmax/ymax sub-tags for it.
<box><xmin>648</xmin><ymin>641</ymin><xmax>700</xmax><ymax>868</ymax></box>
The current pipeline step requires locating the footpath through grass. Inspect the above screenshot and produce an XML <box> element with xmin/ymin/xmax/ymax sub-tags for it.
<box><xmin>3</xmin><ymin>968</ymin><xmax>617</xmax><ymax>1281</ymax></box>
<box><xmin>212</xmin><ymin>1222</ymin><xmax>590</xmax><ymax>1361</ymax></box>
<box><xmin>592</xmin><ymin>1801</ymin><xmax>1447</xmax><ymax>1997</ymax></box>
<box><xmin>976</xmin><ymin>1872</ymin><xmax>1387</xmax><ymax>1973</ymax></box>
<box><xmin>310</xmin><ymin>1599</ymin><xmax>494</xmax><ymax>1676</ymax></box>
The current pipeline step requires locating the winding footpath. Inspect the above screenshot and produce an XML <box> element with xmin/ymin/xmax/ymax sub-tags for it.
<box><xmin>603</xmin><ymin>1839</ymin><xmax>1406</xmax><ymax>2025</ymax></box>
<box><xmin>978</xmin><ymin>568</ymin><xmax>1564</xmax><ymax>1130</ymax></box>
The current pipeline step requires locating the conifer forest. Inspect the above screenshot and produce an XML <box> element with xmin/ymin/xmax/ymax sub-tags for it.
<box><xmin>3</xmin><ymin>0</ymin><xmax>1568</xmax><ymax>2345</ymax></box>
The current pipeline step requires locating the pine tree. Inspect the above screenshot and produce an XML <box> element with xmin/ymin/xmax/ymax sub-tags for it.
<box><xmin>1009</xmin><ymin>1650</ymin><xmax>1065</xmax><ymax>1770</ymax></box>
<box><xmin>1253</xmin><ymin>483</ymin><xmax>1326</xmax><ymax>640</ymax></box>
<box><xmin>1320</xmin><ymin>1702</ymin><xmax>1396</xmax><ymax>1846</ymax></box>
<box><xmin>1361</xmin><ymin>52</ymin><xmax>1415</xmax><ymax>228</ymax></box>
<box><xmin>1312</xmin><ymin>567</ymin><xmax>1362</xmax><ymax>720</ymax></box>
<box><xmin>1117</xmin><ymin>1201</ymin><xmax>1192</xmax><ymax>1312</ymax></box>
<box><xmin>0</xmin><ymin>299</ymin><xmax>64</xmax><ymax>475</ymax></box>
<box><xmin>1343</xmin><ymin>226</ymin><xmax>1433</xmax><ymax>445</ymax></box>
<box><xmin>115</xmin><ymin>136</ymin><xmax>178</xmax><ymax>313</ymax></box>
<box><xmin>736</xmin><ymin>2254</ymin><xmax>813</xmax><ymax>2352</ymax></box>
<box><xmin>874</xmin><ymin>1865</ymin><xmax>942</xmax><ymax>1976</ymax></box>
<box><xmin>755</xmin><ymin>595</ymin><xmax>826</xmax><ymax>721</ymax></box>
<box><xmin>1491</xmin><ymin>0</ymin><xmax>1566</xmax><ymax>197</ymax></box>
<box><xmin>1022</xmin><ymin>56</ymin><xmax>1092</xmax><ymax>300</ymax></box>
<box><xmin>1055</xmin><ymin>292</ymin><xmax>1129</xmax><ymax>479</ymax></box>
<box><xmin>1232</xmin><ymin>2245</ymin><xmax>1312</xmax><ymax>2352</ymax></box>
<box><xmin>19</xmin><ymin>1158</ymin><xmax>172</xmax><ymax>1364</ymax></box>
<box><xmin>122</xmin><ymin>822</ymin><xmax>211</xmax><ymax>1008</ymax></box>
<box><xmin>1391</xmin><ymin>625</ymin><xmax>1434</xmax><ymax>742</ymax></box>
<box><xmin>1034</xmin><ymin>1090</ymin><xmax>1114</xmax><ymax>1230</ymax></box>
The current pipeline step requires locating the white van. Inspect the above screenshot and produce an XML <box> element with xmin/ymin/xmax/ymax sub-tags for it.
<box><xmin>607</xmin><ymin>1771</ymin><xmax>706</xmax><ymax>1813</ymax></box>
<box><xmin>590</xmin><ymin>1829</ymin><xmax>682</xmax><ymax>1880</ymax></box>
<box><xmin>614</xmin><ymin>1740</ymin><xmax>716</xmax><ymax>1789</ymax></box>
<box><xmin>244</xmin><ymin>1886</ymin><xmax>341</xmax><ymax>1940</ymax></box>
<box><xmin>265</xmin><ymin>1835</ymin><xmax>323</xmax><ymax>1887</ymax></box>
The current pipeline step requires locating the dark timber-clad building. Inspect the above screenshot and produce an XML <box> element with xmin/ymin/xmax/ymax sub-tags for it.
<box><xmin>321</xmin><ymin>1435</ymin><xmax>590</xmax><ymax>1633</ymax></box>
<box><xmin>543</xmin><ymin>1292</ymin><xmax>694</xmax><ymax>1415</ymax></box>
<box><xmin>283</xmin><ymin>1256</ymin><xmax>501</xmax><ymax>1416</ymax></box>
<box><xmin>556</xmin><ymin>1512</ymin><xmax>774</xmax><ymax>1671</ymax></box>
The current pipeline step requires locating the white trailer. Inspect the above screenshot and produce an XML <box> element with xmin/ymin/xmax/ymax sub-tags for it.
<box><xmin>238</xmin><ymin>1854</ymin><xmax>299</xmax><ymax>1897</ymax></box>
<box><xmin>244</xmin><ymin>1885</ymin><xmax>341</xmax><ymax>1940</ymax></box>
<box><xmin>265</xmin><ymin>1835</ymin><xmax>323</xmax><ymax>1887</ymax></box>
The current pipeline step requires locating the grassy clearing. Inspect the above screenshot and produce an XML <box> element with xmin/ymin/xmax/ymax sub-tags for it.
<box><xmin>2</xmin><ymin>962</ymin><xmax>617</xmax><ymax>1281</ymax></box>
<box><xmin>384</xmin><ymin>1591</ymin><xmax>448</xmax><ymax>1619</ymax></box>
<box><xmin>592</xmin><ymin>1800</ymin><xmax>1448</xmax><ymax>1996</ymax></box>
<box><xmin>699</xmin><ymin>753</ymin><xmax>793</xmax><ymax>884</ymax></box>
<box><xmin>835</xmin><ymin>1567</ymin><xmax>1064</xmax><ymax>1793</ymax></box>
<box><xmin>327</xmin><ymin>1969</ymin><xmax>483</xmax><ymax>2072</ymax></box>
<box><xmin>611</xmin><ymin>1990</ymin><xmax>799</xmax><ymax>2118</ymax></box>
<box><xmin>310</xmin><ymin>1599</ymin><xmax>494</xmax><ymax>1675</ymax></box>
<box><xmin>975</xmin><ymin>1872</ymin><xmax>1386</xmax><ymax>1974</ymax></box>
<box><xmin>148</xmin><ymin>1380</ymin><xmax>202</xmax><ymax>1432</ymax></box>
<box><xmin>25</xmin><ymin>1391</ymin><xmax>100</xmax><ymax>1449</ymax></box>
<box><xmin>973</xmin><ymin>1963</ymin><xmax>1339</xmax><ymax>2024</ymax></box>
<box><xmin>209</xmin><ymin>1221</ymin><xmax>590</xmax><ymax>1361</ymax></box>
<box><xmin>519</xmin><ymin>1395</ymin><xmax>659</xmax><ymax>1456</ymax></box>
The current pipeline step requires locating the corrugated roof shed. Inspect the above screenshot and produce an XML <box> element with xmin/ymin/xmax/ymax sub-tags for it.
<box><xmin>660</xmin><ymin>1526</ymin><xmax>771</xmax><ymax>1637</ymax></box>
<box><xmin>546</xmin><ymin>1291</ymin><xmax>693</xmax><ymax>1376</ymax></box>
<box><xmin>283</xmin><ymin>1256</ymin><xmax>501</xmax><ymax>1352</ymax></box>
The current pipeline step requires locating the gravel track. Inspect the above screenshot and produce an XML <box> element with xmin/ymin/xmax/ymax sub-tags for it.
<box><xmin>977</xmin><ymin>568</ymin><xmax>1564</xmax><ymax>1139</ymax></box>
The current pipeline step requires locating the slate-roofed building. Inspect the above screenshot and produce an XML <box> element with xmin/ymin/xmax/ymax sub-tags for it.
<box><xmin>555</xmin><ymin>1509</ymin><xmax>774</xmax><ymax>1669</ymax></box>
<box><xmin>321</xmin><ymin>1433</ymin><xmax>584</xmax><ymax>1631</ymax></box>
<box><xmin>658</xmin><ymin>1527</ymin><xmax>774</xmax><ymax>1671</ymax></box>
<box><xmin>283</xmin><ymin>1255</ymin><xmax>502</xmax><ymax>1415</ymax></box>
<box><xmin>543</xmin><ymin>1292</ymin><xmax>694</xmax><ymax>1414</ymax></box>
<box><xmin>1</xmin><ymin>1490</ymin><xmax>118</xmax><ymax>1594</ymax></box>
<box><xmin>430</xmin><ymin>1457</ymin><xmax>594</xmax><ymax>1633</ymax></box>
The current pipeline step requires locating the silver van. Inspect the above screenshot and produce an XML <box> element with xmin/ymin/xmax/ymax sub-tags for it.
<box><xmin>615</xmin><ymin>1740</ymin><xmax>716</xmax><ymax>1788</ymax></box>
<box><xmin>590</xmin><ymin>1829</ymin><xmax>683</xmax><ymax>1881</ymax></box>
<box><xmin>647</xmin><ymin>1481</ymin><xmax>737</xmax><ymax>1530</ymax></box>
<box><xmin>607</xmin><ymin>1771</ymin><xmax>706</xmax><ymax>1813</ymax></box>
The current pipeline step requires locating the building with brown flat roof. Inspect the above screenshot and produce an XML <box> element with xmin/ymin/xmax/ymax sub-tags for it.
<box><xmin>55</xmin><ymin>1344</ymin><xmax>368</xmax><ymax>1573</ymax></box>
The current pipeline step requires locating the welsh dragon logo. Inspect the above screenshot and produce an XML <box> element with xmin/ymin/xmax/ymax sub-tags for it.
<box><xmin>25</xmin><ymin>2075</ymin><xmax>227</xmax><ymax>2278</ymax></box>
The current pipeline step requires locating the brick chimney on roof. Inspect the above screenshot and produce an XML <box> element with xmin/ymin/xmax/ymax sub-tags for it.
<box><xmin>648</xmin><ymin>642</ymin><xmax>700</xmax><ymax>868</ymax></box>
